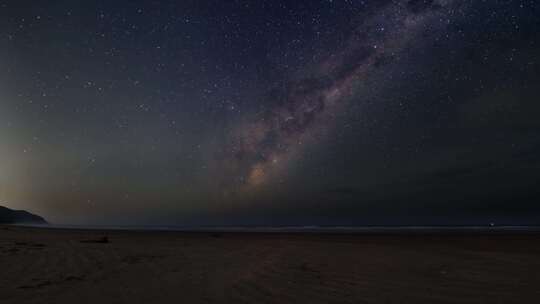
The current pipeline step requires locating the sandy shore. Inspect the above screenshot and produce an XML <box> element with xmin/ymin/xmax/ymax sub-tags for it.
<box><xmin>1</xmin><ymin>226</ymin><xmax>539</xmax><ymax>303</ymax></box>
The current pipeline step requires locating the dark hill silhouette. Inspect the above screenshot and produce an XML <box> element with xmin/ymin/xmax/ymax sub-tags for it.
<box><xmin>0</xmin><ymin>206</ymin><xmax>47</xmax><ymax>224</ymax></box>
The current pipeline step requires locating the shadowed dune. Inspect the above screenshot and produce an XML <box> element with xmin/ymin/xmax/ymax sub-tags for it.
<box><xmin>1</xmin><ymin>226</ymin><xmax>540</xmax><ymax>303</ymax></box>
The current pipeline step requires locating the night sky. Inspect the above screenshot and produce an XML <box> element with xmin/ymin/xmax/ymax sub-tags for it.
<box><xmin>1</xmin><ymin>0</ymin><xmax>539</xmax><ymax>226</ymax></box>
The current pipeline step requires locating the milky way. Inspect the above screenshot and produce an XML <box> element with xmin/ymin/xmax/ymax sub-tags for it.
<box><xmin>220</xmin><ymin>0</ymin><xmax>464</xmax><ymax>191</ymax></box>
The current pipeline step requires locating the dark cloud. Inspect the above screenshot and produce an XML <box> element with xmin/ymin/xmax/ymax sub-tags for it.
<box><xmin>407</xmin><ymin>0</ymin><xmax>441</xmax><ymax>14</ymax></box>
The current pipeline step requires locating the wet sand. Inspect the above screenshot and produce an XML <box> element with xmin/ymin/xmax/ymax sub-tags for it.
<box><xmin>1</xmin><ymin>226</ymin><xmax>540</xmax><ymax>303</ymax></box>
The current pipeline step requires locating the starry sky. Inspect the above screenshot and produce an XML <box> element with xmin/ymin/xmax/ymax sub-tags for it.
<box><xmin>1</xmin><ymin>0</ymin><xmax>539</xmax><ymax>226</ymax></box>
